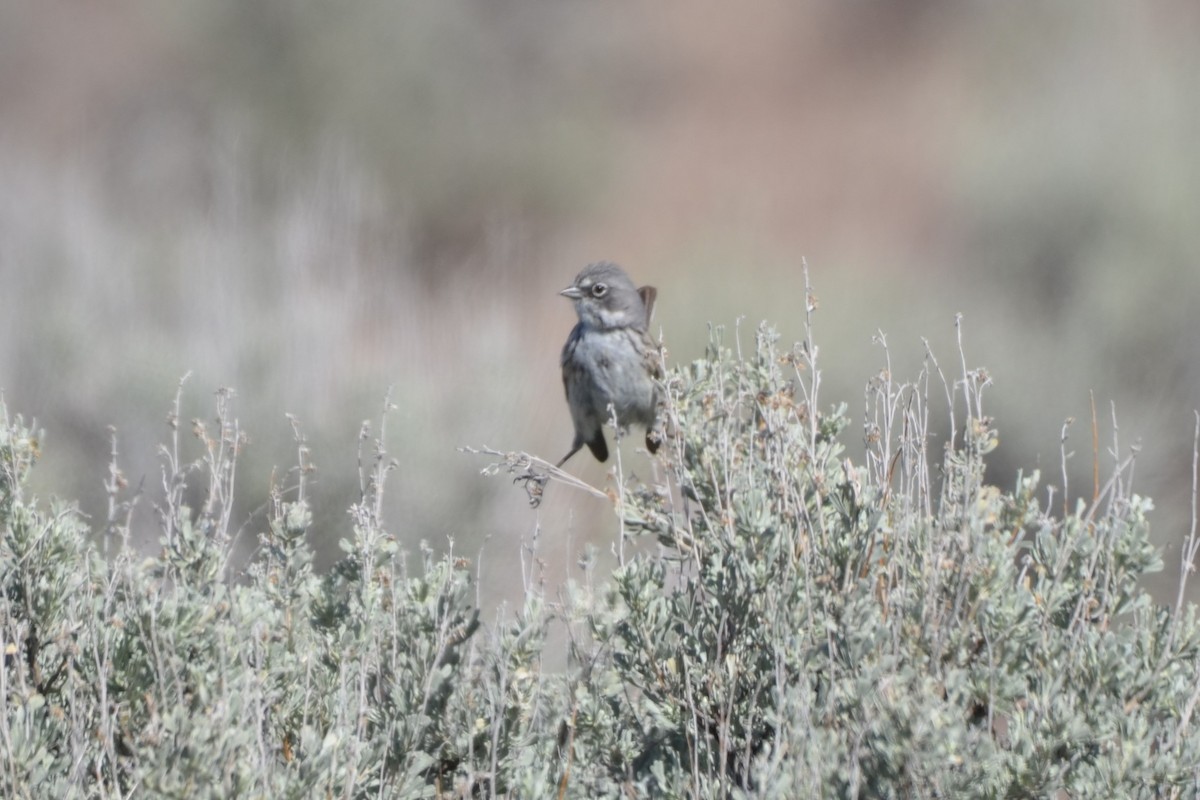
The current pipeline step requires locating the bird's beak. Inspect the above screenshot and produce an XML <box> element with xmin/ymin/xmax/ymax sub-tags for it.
<box><xmin>559</xmin><ymin>286</ymin><xmax>583</xmax><ymax>300</ymax></box>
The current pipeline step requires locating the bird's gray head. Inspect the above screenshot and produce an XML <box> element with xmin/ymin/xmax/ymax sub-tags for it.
<box><xmin>560</xmin><ymin>262</ymin><xmax>650</xmax><ymax>331</ymax></box>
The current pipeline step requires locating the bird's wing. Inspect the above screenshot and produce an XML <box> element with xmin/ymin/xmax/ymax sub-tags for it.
<box><xmin>560</xmin><ymin>323</ymin><xmax>582</xmax><ymax>387</ymax></box>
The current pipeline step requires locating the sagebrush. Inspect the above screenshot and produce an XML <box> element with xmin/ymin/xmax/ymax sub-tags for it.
<box><xmin>3</xmin><ymin>313</ymin><xmax>1200</xmax><ymax>798</ymax></box>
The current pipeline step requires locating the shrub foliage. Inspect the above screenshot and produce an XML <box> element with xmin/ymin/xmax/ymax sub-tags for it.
<box><xmin>3</xmin><ymin>317</ymin><xmax>1200</xmax><ymax>798</ymax></box>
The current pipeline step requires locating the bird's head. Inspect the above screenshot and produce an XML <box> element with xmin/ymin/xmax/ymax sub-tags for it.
<box><xmin>560</xmin><ymin>262</ymin><xmax>651</xmax><ymax>331</ymax></box>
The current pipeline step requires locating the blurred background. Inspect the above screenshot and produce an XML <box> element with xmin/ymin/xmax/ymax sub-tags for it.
<box><xmin>3</xmin><ymin>2</ymin><xmax>1200</xmax><ymax>605</ymax></box>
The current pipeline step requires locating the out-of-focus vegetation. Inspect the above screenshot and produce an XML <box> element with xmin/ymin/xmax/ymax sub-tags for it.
<box><xmin>2</xmin><ymin>3</ymin><xmax>1200</xmax><ymax>603</ymax></box>
<box><xmin>0</xmin><ymin>0</ymin><xmax>636</xmax><ymax>585</ymax></box>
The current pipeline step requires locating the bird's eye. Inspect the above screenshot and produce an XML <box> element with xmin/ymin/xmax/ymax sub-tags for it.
<box><xmin>591</xmin><ymin>283</ymin><xmax>608</xmax><ymax>298</ymax></box>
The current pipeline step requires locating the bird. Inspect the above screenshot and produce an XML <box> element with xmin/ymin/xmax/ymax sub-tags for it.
<box><xmin>557</xmin><ymin>261</ymin><xmax>663</xmax><ymax>467</ymax></box>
